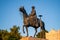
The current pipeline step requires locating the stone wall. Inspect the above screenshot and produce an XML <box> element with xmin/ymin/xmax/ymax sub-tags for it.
<box><xmin>46</xmin><ymin>29</ymin><xmax>60</xmax><ymax>40</ymax></box>
<box><xmin>20</xmin><ymin>29</ymin><xmax>60</xmax><ymax>40</ymax></box>
<box><xmin>20</xmin><ymin>37</ymin><xmax>47</xmax><ymax>40</ymax></box>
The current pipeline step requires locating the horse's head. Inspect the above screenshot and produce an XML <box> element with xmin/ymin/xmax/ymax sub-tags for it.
<box><xmin>19</xmin><ymin>6</ymin><xmax>25</xmax><ymax>13</ymax></box>
<box><xmin>19</xmin><ymin>6</ymin><xmax>28</xmax><ymax>17</ymax></box>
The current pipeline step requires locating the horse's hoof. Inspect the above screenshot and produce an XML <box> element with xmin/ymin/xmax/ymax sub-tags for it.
<box><xmin>23</xmin><ymin>32</ymin><xmax>25</xmax><ymax>33</ymax></box>
<box><xmin>26</xmin><ymin>35</ymin><xmax>28</xmax><ymax>37</ymax></box>
<box><xmin>34</xmin><ymin>35</ymin><xmax>35</xmax><ymax>37</ymax></box>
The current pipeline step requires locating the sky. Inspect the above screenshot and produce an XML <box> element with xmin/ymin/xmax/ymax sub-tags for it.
<box><xmin>0</xmin><ymin>0</ymin><xmax>60</xmax><ymax>37</ymax></box>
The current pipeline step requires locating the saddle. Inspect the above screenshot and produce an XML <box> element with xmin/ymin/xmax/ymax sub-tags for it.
<box><xmin>29</xmin><ymin>16</ymin><xmax>38</xmax><ymax>26</ymax></box>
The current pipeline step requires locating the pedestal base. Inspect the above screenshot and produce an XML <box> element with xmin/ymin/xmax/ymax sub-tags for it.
<box><xmin>20</xmin><ymin>37</ymin><xmax>47</xmax><ymax>40</ymax></box>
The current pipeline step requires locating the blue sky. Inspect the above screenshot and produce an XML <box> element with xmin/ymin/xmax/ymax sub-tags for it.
<box><xmin>0</xmin><ymin>0</ymin><xmax>60</xmax><ymax>36</ymax></box>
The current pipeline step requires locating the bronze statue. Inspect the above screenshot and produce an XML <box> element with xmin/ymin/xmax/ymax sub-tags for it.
<box><xmin>29</xmin><ymin>6</ymin><xmax>38</xmax><ymax>27</ymax></box>
<box><xmin>19</xmin><ymin>6</ymin><xmax>45</xmax><ymax>37</ymax></box>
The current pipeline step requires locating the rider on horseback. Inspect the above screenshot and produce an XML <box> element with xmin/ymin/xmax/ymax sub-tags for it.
<box><xmin>29</xmin><ymin>6</ymin><xmax>38</xmax><ymax>27</ymax></box>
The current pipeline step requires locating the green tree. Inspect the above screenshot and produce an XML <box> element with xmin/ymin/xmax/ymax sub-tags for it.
<box><xmin>9</xmin><ymin>25</ymin><xmax>22</xmax><ymax>40</ymax></box>
<box><xmin>0</xmin><ymin>30</ymin><xmax>9</xmax><ymax>40</ymax></box>
<box><xmin>0</xmin><ymin>25</ymin><xmax>22</xmax><ymax>40</ymax></box>
<box><xmin>0</xmin><ymin>30</ymin><xmax>3</xmax><ymax>40</ymax></box>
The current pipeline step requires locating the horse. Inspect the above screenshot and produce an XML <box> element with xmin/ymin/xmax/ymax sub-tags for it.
<box><xmin>19</xmin><ymin>6</ymin><xmax>45</xmax><ymax>37</ymax></box>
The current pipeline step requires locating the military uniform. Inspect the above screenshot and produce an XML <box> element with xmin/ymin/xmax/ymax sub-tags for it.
<box><xmin>29</xmin><ymin>6</ymin><xmax>38</xmax><ymax>27</ymax></box>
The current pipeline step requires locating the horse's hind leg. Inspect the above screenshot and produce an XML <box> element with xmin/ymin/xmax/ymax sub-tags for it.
<box><xmin>34</xmin><ymin>28</ymin><xmax>37</xmax><ymax>37</ymax></box>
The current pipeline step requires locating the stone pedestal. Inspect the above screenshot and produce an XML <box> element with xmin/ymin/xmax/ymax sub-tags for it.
<box><xmin>20</xmin><ymin>37</ymin><xmax>47</xmax><ymax>40</ymax></box>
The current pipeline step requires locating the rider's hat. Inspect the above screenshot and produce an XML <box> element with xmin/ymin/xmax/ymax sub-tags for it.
<box><xmin>32</xmin><ymin>6</ymin><xmax>35</xmax><ymax>9</ymax></box>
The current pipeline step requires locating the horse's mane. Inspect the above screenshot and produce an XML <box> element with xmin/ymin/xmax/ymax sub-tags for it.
<box><xmin>23</xmin><ymin>8</ymin><xmax>29</xmax><ymax>17</ymax></box>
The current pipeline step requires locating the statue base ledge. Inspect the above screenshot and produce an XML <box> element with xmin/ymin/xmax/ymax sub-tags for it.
<box><xmin>20</xmin><ymin>37</ymin><xmax>47</xmax><ymax>40</ymax></box>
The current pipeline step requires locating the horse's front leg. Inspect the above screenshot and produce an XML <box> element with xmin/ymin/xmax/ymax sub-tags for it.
<box><xmin>34</xmin><ymin>28</ymin><xmax>37</xmax><ymax>37</ymax></box>
<box><xmin>26</xmin><ymin>27</ymin><xmax>28</xmax><ymax>37</ymax></box>
<box><xmin>23</xmin><ymin>25</ymin><xmax>25</xmax><ymax>33</ymax></box>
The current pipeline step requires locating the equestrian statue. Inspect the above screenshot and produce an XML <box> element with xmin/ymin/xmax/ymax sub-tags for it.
<box><xmin>19</xmin><ymin>6</ymin><xmax>45</xmax><ymax>37</ymax></box>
